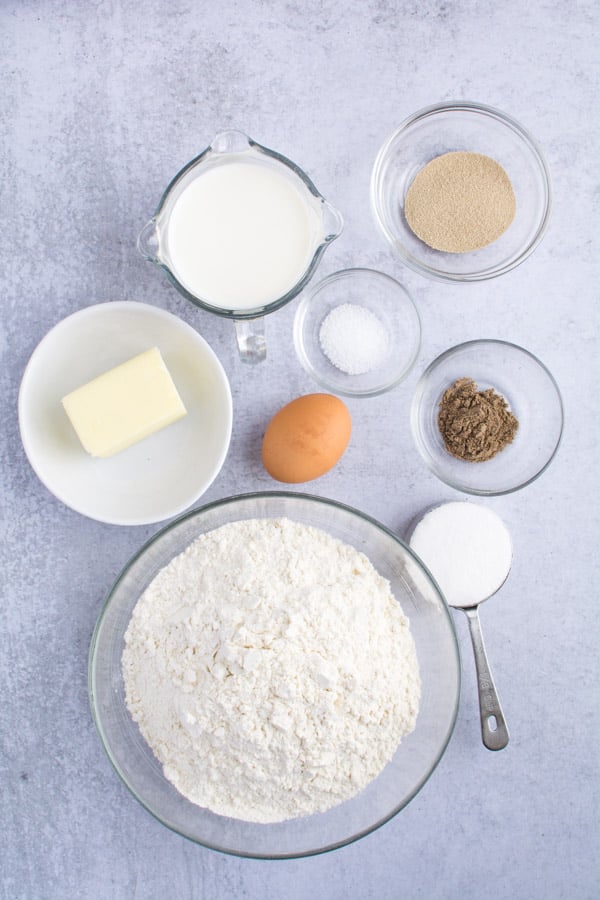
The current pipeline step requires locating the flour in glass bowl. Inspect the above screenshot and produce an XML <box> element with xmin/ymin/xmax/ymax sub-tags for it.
<box><xmin>122</xmin><ymin>517</ymin><xmax>420</xmax><ymax>823</ymax></box>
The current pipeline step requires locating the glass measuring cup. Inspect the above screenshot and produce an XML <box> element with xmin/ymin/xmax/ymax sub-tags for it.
<box><xmin>137</xmin><ymin>130</ymin><xmax>343</xmax><ymax>364</ymax></box>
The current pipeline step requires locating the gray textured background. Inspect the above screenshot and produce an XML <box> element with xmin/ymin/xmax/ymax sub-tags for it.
<box><xmin>1</xmin><ymin>2</ymin><xmax>598</xmax><ymax>898</ymax></box>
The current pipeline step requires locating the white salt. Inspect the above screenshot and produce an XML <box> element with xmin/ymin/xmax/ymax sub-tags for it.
<box><xmin>319</xmin><ymin>303</ymin><xmax>388</xmax><ymax>376</ymax></box>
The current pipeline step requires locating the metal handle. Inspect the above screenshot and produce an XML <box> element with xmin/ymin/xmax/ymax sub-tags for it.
<box><xmin>463</xmin><ymin>606</ymin><xmax>509</xmax><ymax>751</ymax></box>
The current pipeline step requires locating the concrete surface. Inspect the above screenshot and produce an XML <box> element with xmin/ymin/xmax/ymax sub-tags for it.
<box><xmin>1</xmin><ymin>2</ymin><xmax>598</xmax><ymax>898</ymax></box>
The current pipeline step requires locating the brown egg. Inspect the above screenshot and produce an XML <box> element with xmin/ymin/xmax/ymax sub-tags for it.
<box><xmin>262</xmin><ymin>393</ymin><xmax>352</xmax><ymax>483</ymax></box>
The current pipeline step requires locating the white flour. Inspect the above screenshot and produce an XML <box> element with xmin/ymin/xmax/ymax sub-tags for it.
<box><xmin>122</xmin><ymin>518</ymin><xmax>420</xmax><ymax>823</ymax></box>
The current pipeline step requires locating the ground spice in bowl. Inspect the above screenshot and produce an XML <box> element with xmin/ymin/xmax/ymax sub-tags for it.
<box><xmin>404</xmin><ymin>151</ymin><xmax>516</xmax><ymax>253</ymax></box>
<box><xmin>438</xmin><ymin>377</ymin><xmax>519</xmax><ymax>462</ymax></box>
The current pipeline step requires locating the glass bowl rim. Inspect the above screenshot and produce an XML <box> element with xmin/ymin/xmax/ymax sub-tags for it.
<box><xmin>293</xmin><ymin>267</ymin><xmax>422</xmax><ymax>398</ymax></box>
<box><xmin>88</xmin><ymin>489</ymin><xmax>461</xmax><ymax>858</ymax></box>
<box><xmin>410</xmin><ymin>339</ymin><xmax>565</xmax><ymax>496</ymax></box>
<box><xmin>370</xmin><ymin>100</ymin><xmax>553</xmax><ymax>283</ymax></box>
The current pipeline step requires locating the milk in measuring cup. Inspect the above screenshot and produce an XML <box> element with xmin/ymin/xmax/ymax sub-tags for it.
<box><xmin>164</xmin><ymin>160</ymin><xmax>323</xmax><ymax>311</ymax></box>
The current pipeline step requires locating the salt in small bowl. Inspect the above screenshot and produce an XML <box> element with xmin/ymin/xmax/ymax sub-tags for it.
<box><xmin>293</xmin><ymin>268</ymin><xmax>421</xmax><ymax>398</ymax></box>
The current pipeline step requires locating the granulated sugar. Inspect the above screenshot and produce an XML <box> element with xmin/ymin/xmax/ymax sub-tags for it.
<box><xmin>410</xmin><ymin>502</ymin><xmax>512</xmax><ymax>606</ymax></box>
<box><xmin>122</xmin><ymin>518</ymin><xmax>420</xmax><ymax>823</ymax></box>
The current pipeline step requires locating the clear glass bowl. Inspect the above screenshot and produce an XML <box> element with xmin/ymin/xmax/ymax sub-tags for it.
<box><xmin>89</xmin><ymin>492</ymin><xmax>460</xmax><ymax>859</ymax></box>
<box><xmin>293</xmin><ymin>268</ymin><xmax>421</xmax><ymax>398</ymax></box>
<box><xmin>411</xmin><ymin>340</ymin><xmax>563</xmax><ymax>495</ymax></box>
<box><xmin>371</xmin><ymin>101</ymin><xmax>552</xmax><ymax>282</ymax></box>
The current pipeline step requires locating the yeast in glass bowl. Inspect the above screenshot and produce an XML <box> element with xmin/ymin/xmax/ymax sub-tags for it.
<box><xmin>371</xmin><ymin>101</ymin><xmax>552</xmax><ymax>282</ymax></box>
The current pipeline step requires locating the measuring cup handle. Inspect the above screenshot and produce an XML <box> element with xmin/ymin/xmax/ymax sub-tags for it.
<box><xmin>464</xmin><ymin>607</ymin><xmax>510</xmax><ymax>751</ymax></box>
<box><xmin>234</xmin><ymin>317</ymin><xmax>267</xmax><ymax>364</ymax></box>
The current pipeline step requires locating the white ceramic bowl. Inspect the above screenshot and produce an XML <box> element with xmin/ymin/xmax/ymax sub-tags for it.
<box><xmin>18</xmin><ymin>302</ymin><xmax>232</xmax><ymax>525</ymax></box>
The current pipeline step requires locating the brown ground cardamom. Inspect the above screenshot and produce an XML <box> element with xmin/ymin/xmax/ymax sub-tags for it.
<box><xmin>438</xmin><ymin>377</ymin><xmax>519</xmax><ymax>462</ymax></box>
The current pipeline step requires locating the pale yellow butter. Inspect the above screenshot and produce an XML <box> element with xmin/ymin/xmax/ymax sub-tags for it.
<box><xmin>61</xmin><ymin>347</ymin><xmax>187</xmax><ymax>457</ymax></box>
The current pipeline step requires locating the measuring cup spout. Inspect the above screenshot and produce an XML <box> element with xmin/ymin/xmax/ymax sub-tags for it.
<box><xmin>137</xmin><ymin>219</ymin><xmax>160</xmax><ymax>262</ymax></box>
<box><xmin>210</xmin><ymin>130</ymin><xmax>252</xmax><ymax>154</ymax></box>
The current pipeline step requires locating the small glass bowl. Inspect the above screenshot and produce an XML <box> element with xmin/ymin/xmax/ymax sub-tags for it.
<box><xmin>411</xmin><ymin>340</ymin><xmax>563</xmax><ymax>495</ymax></box>
<box><xmin>371</xmin><ymin>101</ymin><xmax>552</xmax><ymax>282</ymax></box>
<box><xmin>293</xmin><ymin>268</ymin><xmax>421</xmax><ymax>398</ymax></box>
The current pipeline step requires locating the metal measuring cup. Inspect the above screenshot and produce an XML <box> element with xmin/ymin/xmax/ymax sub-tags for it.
<box><xmin>409</xmin><ymin>501</ymin><xmax>512</xmax><ymax>751</ymax></box>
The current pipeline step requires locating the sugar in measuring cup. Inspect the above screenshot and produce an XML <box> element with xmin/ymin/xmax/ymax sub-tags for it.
<box><xmin>410</xmin><ymin>501</ymin><xmax>512</xmax><ymax>751</ymax></box>
<box><xmin>138</xmin><ymin>130</ymin><xmax>343</xmax><ymax>364</ymax></box>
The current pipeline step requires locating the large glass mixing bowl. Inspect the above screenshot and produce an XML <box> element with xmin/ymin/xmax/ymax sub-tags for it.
<box><xmin>89</xmin><ymin>492</ymin><xmax>460</xmax><ymax>858</ymax></box>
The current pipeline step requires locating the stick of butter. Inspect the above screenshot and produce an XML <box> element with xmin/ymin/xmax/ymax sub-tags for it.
<box><xmin>61</xmin><ymin>347</ymin><xmax>187</xmax><ymax>458</ymax></box>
